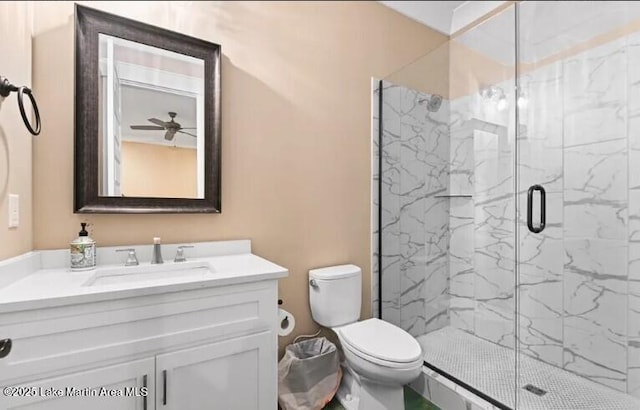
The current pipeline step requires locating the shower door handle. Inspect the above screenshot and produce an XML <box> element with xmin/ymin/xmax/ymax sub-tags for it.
<box><xmin>527</xmin><ymin>184</ymin><xmax>546</xmax><ymax>233</ymax></box>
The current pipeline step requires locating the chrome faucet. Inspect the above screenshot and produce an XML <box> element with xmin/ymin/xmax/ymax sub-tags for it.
<box><xmin>151</xmin><ymin>237</ymin><xmax>164</xmax><ymax>264</ymax></box>
<box><xmin>116</xmin><ymin>248</ymin><xmax>139</xmax><ymax>266</ymax></box>
<box><xmin>174</xmin><ymin>245</ymin><xmax>194</xmax><ymax>262</ymax></box>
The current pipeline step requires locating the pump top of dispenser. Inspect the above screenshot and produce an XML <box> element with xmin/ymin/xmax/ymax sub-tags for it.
<box><xmin>79</xmin><ymin>222</ymin><xmax>89</xmax><ymax>236</ymax></box>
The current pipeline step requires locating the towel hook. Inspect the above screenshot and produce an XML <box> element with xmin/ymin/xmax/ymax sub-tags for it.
<box><xmin>0</xmin><ymin>76</ymin><xmax>41</xmax><ymax>136</ymax></box>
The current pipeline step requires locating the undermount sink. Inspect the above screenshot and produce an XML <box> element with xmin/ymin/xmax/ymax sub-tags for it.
<box><xmin>83</xmin><ymin>261</ymin><xmax>214</xmax><ymax>287</ymax></box>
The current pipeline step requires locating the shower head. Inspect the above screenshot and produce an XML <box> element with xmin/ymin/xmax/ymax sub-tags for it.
<box><xmin>419</xmin><ymin>94</ymin><xmax>443</xmax><ymax>112</ymax></box>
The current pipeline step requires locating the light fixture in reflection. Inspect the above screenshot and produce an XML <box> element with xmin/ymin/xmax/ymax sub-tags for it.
<box><xmin>517</xmin><ymin>87</ymin><xmax>529</xmax><ymax>109</ymax></box>
<box><xmin>497</xmin><ymin>95</ymin><xmax>508</xmax><ymax>111</ymax></box>
<box><xmin>517</xmin><ymin>96</ymin><xmax>528</xmax><ymax>109</ymax></box>
<box><xmin>480</xmin><ymin>85</ymin><xmax>509</xmax><ymax>111</ymax></box>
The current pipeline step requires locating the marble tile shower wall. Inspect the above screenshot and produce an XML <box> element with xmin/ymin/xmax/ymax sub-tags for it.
<box><xmin>379</xmin><ymin>81</ymin><xmax>451</xmax><ymax>337</ymax></box>
<box><xmin>449</xmin><ymin>35</ymin><xmax>640</xmax><ymax>396</ymax></box>
<box><xmin>448</xmin><ymin>92</ymin><xmax>516</xmax><ymax>349</ymax></box>
<box><xmin>517</xmin><ymin>36</ymin><xmax>638</xmax><ymax>395</ymax></box>
<box><xmin>376</xmin><ymin>31</ymin><xmax>640</xmax><ymax>397</ymax></box>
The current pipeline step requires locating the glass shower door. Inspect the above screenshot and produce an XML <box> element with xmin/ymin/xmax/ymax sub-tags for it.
<box><xmin>516</xmin><ymin>1</ymin><xmax>640</xmax><ymax>408</ymax></box>
<box><xmin>378</xmin><ymin>5</ymin><xmax>519</xmax><ymax>408</ymax></box>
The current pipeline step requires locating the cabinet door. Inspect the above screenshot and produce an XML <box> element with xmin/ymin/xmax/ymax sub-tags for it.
<box><xmin>1</xmin><ymin>357</ymin><xmax>154</xmax><ymax>410</ymax></box>
<box><xmin>156</xmin><ymin>331</ymin><xmax>276</xmax><ymax>410</ymax></box>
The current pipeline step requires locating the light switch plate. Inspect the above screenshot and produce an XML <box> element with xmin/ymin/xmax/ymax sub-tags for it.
<box><xmin>8</xmin><ymin>194</ymin><xmax>19</xmax><ymax>228</ymax></box>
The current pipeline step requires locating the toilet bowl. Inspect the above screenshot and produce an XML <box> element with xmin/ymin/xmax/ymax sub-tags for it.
<box><xmin>309</xmin><ymin>265</ymin><xmax>423</xmax><ymax>410</ymax></box>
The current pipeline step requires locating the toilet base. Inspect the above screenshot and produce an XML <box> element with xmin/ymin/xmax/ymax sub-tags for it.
<box><xmin>335</xmin><ymin>363</ymin><xmax>405</xmax><ymax>410</ymax></box>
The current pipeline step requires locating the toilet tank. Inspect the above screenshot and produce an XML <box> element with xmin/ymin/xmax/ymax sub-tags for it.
<box><xmin>309</xmin><ymin>264</ymin><xmax>362</xmax><ymax>327</ymax></box>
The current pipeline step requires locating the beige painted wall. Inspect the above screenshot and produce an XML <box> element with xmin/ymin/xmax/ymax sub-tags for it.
<box><xmin>31</xmin><ymin>1</ymin><xmax>447</xmax><ymax>349</ymax></box>
<box><xmin>0</xmin><ymin>3</ymin><xmax>33</xmax><ymax>260</ymax></box>
<box><xmin>121</xmin><ymin>141</ymin><xmax>198</xmax><ymax>198</ymax></box>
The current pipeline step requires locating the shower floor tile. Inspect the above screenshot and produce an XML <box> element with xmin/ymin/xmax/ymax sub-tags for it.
<box><xmin>417</xmin><ymin>326</ymin><xmax>640</xmax><ymax>410</ymax></box>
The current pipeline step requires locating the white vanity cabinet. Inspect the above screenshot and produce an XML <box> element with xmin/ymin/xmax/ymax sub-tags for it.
<box><xmin>1</xmin><ymin>358</ymin><xmax>154</xmax><ymax>410</ymax></box>
<box><xmin>156</xmin><ymin>331</ymin><xmax>273</xmax><ymax>410</ymax></box>
<box><xmin>0</xmin><ymin>277</ymin><xmax>282</xmax><ymax>410</ymax></box>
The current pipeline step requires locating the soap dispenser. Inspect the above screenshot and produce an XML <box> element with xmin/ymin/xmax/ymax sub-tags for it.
<box><xmin>70</xmin><ymin>222</ymin><xmax>96</xmax><ymax>270</ymax></box>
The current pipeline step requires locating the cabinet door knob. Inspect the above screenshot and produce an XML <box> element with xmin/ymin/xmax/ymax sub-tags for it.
<box><xmin>0</xmin><ymin>338</ymin><xmax>12</xmax><ymax>358</ymax></box>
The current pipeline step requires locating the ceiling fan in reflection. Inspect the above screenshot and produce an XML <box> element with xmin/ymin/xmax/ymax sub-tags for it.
<box><xmin>130</xmin><ymin>111</ymin><xmax>196</xmax><ymax>141</ymax></box>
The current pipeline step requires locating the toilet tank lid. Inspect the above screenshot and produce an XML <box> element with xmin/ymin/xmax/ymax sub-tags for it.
<box><xmin>309</xmin><ymin>264</ymin><xmax>361</xmax><ymax>280</ymax></box>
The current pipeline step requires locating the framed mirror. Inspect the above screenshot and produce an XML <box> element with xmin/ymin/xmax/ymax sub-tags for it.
<box><xmin>74</xmin><ymin>5</ymin><xmax>221</xmax><ymax>213</ymax></box>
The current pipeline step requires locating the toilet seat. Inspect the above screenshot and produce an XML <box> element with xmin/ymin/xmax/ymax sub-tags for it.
<box><xmin>336</xmin><ymin>318</ymin><xmax>423</xmax><ymax>369</ymax></box>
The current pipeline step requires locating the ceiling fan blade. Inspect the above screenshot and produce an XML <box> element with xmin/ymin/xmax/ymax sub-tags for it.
<box><xmin>164</xmin><ymin>129</ymin><xmax>177</xmax><ymax>141</ymax></box>
<box><xmin>177</xmin><ymin>130</ymin><xmax>197</xmax><ymax>137</ymax></box>
<box><xmin>130</xmin><ymin>125</ymin><xmax>165</xmax><ymax>130</ymax></box>
<box><xmin>148</xmin><ymin>118</ymin><xmax>169</xmax><ymax>127</ymax></box>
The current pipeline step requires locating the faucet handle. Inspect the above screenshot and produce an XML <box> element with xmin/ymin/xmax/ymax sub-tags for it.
<box><xmin>174</xmin><ymin>245</ymin><xmax>194</xmax><ymax>263</ymax></box>
<box><xmin>116</xmin><ymin>248</ymin><xmax>139</xmax><ymax>266</ymax></box>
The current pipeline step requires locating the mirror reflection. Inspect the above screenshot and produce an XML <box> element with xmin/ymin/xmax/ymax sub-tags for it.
<box><xmin>97</xmin><ymin>34</ymin><xmax>205</xmax><ymax>199</ymax></box>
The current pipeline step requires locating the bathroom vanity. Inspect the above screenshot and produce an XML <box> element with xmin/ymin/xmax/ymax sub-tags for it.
<box><xmin>0</xmin><ymin>240</ymin><xmax>287</xmax><ymax>410</ymax></box>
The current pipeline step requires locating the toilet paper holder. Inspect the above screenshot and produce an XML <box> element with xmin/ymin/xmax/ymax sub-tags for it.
<box><xmin>278</xmin><ymin>299</ymin><xmax>289</xmax><ymax>321</ymax></box>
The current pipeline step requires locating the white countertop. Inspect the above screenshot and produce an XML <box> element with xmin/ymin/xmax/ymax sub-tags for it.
<box><xmin>0</xmin><ymin>240</ymin><xmax>288</xmax><ymax>313</ymax></box>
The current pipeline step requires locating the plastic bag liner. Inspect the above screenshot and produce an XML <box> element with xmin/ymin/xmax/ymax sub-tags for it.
<box><xmin>278</xmin><ymin>337</ymin><xmax>342</xmax><ymax>410</ymax></box>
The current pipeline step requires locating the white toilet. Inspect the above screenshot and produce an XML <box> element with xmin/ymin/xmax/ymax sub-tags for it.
<box><xmin>309</xmin><ymin>264</ymin><xmax>423</xmax><ymax>410</ymax></box>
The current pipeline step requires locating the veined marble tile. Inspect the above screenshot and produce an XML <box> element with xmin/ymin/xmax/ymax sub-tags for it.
<box><xmin>518</xmin><ymin>138</ymin><xmax>563</xmax><ymax>193</ymax></box>
<box><xmin>450</xmin><ymin>296</ymin><xmax>475</xmax><ymax>333</ymax></box>
<box><xmin>518</xmin><ymin>253</ymin><xmax>562</xmax><ymax>318</ymax></box>
<box><xmin>449</xmin><ymin>198</ymin><xmax>474</xmax><ymax>284</ymax></box>
<box><xmin>564</xmin><ymin>139</ymin><xmax>627</xmax><ymax>240</ymax></box>
<box><xmin>564</xmin><ymin>238</ymin><xmax>627</xmax><ymax>293</ymax></box>
<box><xmin>628</xmin><ymin>278</ymin><xmax>640</xmax><ymax>397</ymax></box>
<box><xmin>517</xmin><ymin>190</ymin><xmax>563</xmax><ymax>367</ymax></box>
<box><xmin>628</xmin><ymin>32</ymin><xmax>640</xmax><ymax>99</ymax></box>
<box><xmin>400</xmin><ymin>260</ymin><xmax>427</xmax><ymax>336</ymax></box>
<box><xmin>473</xmin><ymin>129</ymin><xmax>513</xmax><ymax>200</ymax></box>
<box><xmin>449</xmin><ymin>198</ymin><xmax>475</xmax><ymax>332</ymax></box>
<box><xmin>563</xmin><ymin>38</ymin><xmax>626</xmax><ymax>147</ymax></box>
<box><xmin>629</xmin><ymin>142</ymin><xmax>640</xmax><ymax>190</ymax></box>
<box><xmin>630</xmin><ymin>241</ymin><xmax>640</xmax><ymax>281</ymax></box>
<box><xmin>473</xmin><ymin>195</ymin><xmax>515</xmax><ymax>349</ymax></box>
<box><xmin>424</xmin><ymin>197</ymin><xmax>449</xmax><ymax>255</ymax></box>
<box><xmin>380</xmin><ymin>256</ymin><xmax>401</xmax><ymax>326</ymax></box>
<box><xmin>400</xmin><ymin>88</ymin><xmax>428</xmax><ymax>127</ymax></box>
<box><xmin>379</xmin><ymin>82</ymin><xmax>403</xmax><ymax>326</ymax></box>
<box><xmin>423</xmin><ymin>196</ymin><xmax>450</xmax><ymax>334</ymax></box>
<box><xmin>518</xmin><ymin>192</ymin><xmax>563</xmax><ymax>324</ymax></box>
<box><xmin>629</xmin><ymin>352</ymin><xmax>640</xmax><ymax>399</ymax></box>
<box><xmin>474</xmin><ymin>300</ymin><xmax>514</xmax><ymax>348</ymax></box>
<box><xmin>564</xmin><ymin>316</ymin><xmax>627</xmax><ymax>392</ymax></box>
<box><xmin>628</xmin><ymin>35</ymin><xmax>640</xmax><ymax>190</ymax></box>
<box><xmin>449</xmin><ymin>94</ymin><xmax>476</xmax><ymax>128</ymax></box>
<box><xmin>379</xmin><ymin>81</ymin><xmax>452</xmax><ymax>334</ymax></box>
<box><xmin>563</xmin><ymin>239</ymin><xmax>628</xmax><ymax>391</ymax></box>
<box><xmin>629</xmin><ymin>190</ymin><xmax>640</xmax><ymax>396</ymax></box>
<box><xmin>630</xmin><ymin>190</ymin><xmax>640</xmax><ymax>242</ymax></box>
<box><xmin>424</xmin><ymin>254</ymin><xmax>450</xmax><ymax>333</ymax></box>
<box><xmin>518</xmin><ymin>315</ymin><xmax>563</xmax><ymax>367</ymax></box>
<box><xmin>449</xmin><ymin>128</ymin><xmax>474</xmax><ymax>195</ymax></box>
<box><xmin>474</xmin><ymin>196</ymin><xmax>516</xmax><ymax>264</ymax></box>
<box><xmin>519</xmin><ymin>61</ymin><xmax>563</xmax><ymax>146</ymax></box>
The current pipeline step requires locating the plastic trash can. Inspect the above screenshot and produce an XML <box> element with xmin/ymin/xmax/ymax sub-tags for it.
<box><xmin>278</xmin><ymin>337</ymin><xmax>342</xmax><ymax>410</ymax></box>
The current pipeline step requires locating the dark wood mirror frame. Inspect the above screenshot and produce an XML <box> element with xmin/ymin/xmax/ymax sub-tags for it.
<box><xmin>74</xmin><ymin>5</ymin><xmax>221</xmax><ymax>213</ymax></box>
